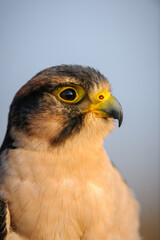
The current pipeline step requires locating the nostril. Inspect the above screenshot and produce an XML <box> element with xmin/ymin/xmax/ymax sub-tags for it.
<box><xmin>99</xmin><ymin>95</ymin><xmax>104</xmax><ymax>100</ymax></box>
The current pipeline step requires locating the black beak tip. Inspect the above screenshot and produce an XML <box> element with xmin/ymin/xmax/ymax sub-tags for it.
<box><xmin>118</xmin><ymin>108</ymin><xmax>123</xmax><ymax>127</ymax></box>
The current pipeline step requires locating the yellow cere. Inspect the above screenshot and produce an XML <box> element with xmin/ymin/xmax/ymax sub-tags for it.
<box><xmin>53</xmin><ymin>85</ymin><xmax>86</xmax><ymax>104</ymax></box>
<box><xmin>82</xmin><ymin>89</ymin><xmax>112</xmax><ymax>114</ymax></box>
<box><xmin>95</xmin><ymin>89</ymin><xmax>111</xmax><ymax>103</ymax></box>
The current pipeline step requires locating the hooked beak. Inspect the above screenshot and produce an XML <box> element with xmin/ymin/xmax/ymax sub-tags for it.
<box><xmin>89</xmin><ymin>91</ymin><xmax>123</xmax><ymax>127</ymax></box>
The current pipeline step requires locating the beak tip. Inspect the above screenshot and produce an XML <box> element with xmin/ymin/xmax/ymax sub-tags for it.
<box><xmin>118</xmin><ymin>121</ymin><xmax>122</xmax><ymax>127</ymax></box>
<box><xmin>118</xmin><ymin>109</ymin><xmax>123</xmax><ymax>127</ymax></box>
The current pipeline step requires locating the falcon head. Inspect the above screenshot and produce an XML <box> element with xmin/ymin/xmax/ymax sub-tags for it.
<box><xmin>1</xmin><ymin>65</ymin><xmax>123</xmax><ymax>151</ymax></box>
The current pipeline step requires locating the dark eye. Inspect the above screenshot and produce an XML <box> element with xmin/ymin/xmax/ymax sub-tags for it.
<box><xmin>59</xmin><ymin>88</ymin><xmax>77</xmax><ymax>101</ymax></box>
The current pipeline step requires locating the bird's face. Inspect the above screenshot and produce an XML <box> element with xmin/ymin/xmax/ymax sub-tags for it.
<box><xmin>2</xmin><ymin>65</ymin><xmax>123</xmax><ymax>151</ymax></box>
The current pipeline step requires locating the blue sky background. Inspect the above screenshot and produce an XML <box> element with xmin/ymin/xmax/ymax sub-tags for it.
<box><xmin>0</xmin><ymin>0</ymin><xmax>159</xmax><ymax>239</ymax></box>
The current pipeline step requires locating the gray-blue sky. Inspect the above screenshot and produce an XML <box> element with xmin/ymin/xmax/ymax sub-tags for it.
<box><xmin>0</xmin><ymin>0</ymin><xmax>160</xmax><ymax>239</ymax></box>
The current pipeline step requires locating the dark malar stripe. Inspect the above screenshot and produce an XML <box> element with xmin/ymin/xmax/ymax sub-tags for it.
<box><xmin>50</xmin><ymin>114</ymin><xmax>84</xmax><ymax>146</ymax></box>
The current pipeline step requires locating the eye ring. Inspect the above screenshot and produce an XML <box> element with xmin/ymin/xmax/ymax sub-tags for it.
<box><xmin>59</xmin><ymin>88</ymin><xmax>77</xmax><ymax>102</ymax></box>
<box><xmin>54</xmin><ymin>85</ymin><xmax>86</xmax><ymax>104</ymax></box>
<box><xmin>56</xmin><ymin>86</ymin><xmax>80</xmax><ymax>103</ymax></box>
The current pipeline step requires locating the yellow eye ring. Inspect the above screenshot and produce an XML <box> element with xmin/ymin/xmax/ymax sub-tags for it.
<box><xmin>58</xmin><ymin>87</ymin><xmax>78</xmax><ymax>103</ymax></box>
<box><xmin>54</xmin><ymin>86</ymin><xmax>86</xmax><ymax>104</ymax></box>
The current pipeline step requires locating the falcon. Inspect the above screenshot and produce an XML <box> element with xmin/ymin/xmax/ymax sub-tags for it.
<box><xmin>0</xmin><ymin>65</ymin><xmax>140</xmax><ymax>240</ymax></box>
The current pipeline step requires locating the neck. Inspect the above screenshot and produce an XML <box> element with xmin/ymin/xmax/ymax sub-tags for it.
<box><xmin>10</xmin><ymin>124</ymin><xmax>105</xmax><ymax>153</ymax></box>
<box><xmin>3</xmin><ymin>126</ymin><xmax>112</xmax><ymax>187</ymax></box>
